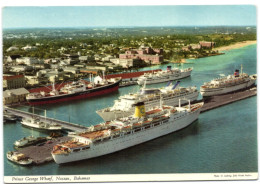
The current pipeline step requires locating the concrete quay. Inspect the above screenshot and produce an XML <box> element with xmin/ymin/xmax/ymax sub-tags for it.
<box><xmin>200</xmin><ymin>86</ymin><xmax>257</xmax><ymax>113</ymax></box>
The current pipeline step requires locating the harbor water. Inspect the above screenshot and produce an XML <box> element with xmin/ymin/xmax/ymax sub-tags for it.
<box><xmin>4</xmin><ymin>44</ymin><xmax>257</xmax><ymax>176</ymax></box>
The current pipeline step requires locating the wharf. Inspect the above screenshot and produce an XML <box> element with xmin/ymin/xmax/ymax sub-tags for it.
<box><xmin>200</xmin><ymin>86</ymin><xmax>257</xmax><ymax>113</ymax></box>
<box><xmin>4</xmin><ymin>107</ymin><xmax>88</xmax><ymax>132</ymax></box>
<box><xmin>7</xmin><ymin>86</ymin><xmax>257</xmax><ymax>165</ymax></box>
<box><xmin>15</xmin><ymin>136</ymin><xmax>71</xmax><ymax>164</ymax></box>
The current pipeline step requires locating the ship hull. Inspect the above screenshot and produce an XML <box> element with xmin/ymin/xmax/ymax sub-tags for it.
<box><xmin>200</xmin><ymin>78</ymin><xmax>256</xmax><ymax>97</ymax></box>
<box><xmin>96</xmin><ymin>91</ymin><xmax>199</xmax><ymax>121</ymax></box>
<box><xmin>27</xmin><ymin>79</ymin><xmax>121</xmax><ymax>105</ymax></box>
<box><xmin>52</xmin><ymin>108</ymin><xmax>201</xmax><ymax>164</ymax></box>
<box><xmin>137</xmin><ymin>70</ymin><xmax>192</xmax><ymax>85</ymax></box>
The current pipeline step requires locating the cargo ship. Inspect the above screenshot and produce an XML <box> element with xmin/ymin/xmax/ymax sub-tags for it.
<box><xmin>51</xmin><ymin>100</ymin><xmax>203</xmax><ymax>164</ymax></box>
<box><xmin>26</xmin><ymin>76</ymin><xmax>122</xmax><ymax>105</ymax></box>
<box><xmin>137</xmin><ymin>66</ymin><xmax>192</xmax><ymax>85</ymax></box>
<box><xmin>96</xmin><ymin>81</ymin><xmax>199</xmax><ymax>121</ymax></box>
<box><xmin>200</xmin><ymin>66</ymin><xmax>257</xmax><ymax>97</ymax></box>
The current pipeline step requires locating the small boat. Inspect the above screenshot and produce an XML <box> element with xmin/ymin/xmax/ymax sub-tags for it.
<box><xmin>6</xmin><ymin>151</ymin><xmax>33</xmax><ymax>166</ymax></box>
<box><xmin>14</xmin><ymin>136</ymin><xmax>47</xmax><ymax>148</ymax></box>
<box><xmin>21</xmin><ymin>117</ymin><xmax>62</xmax><ymax>131</ymax></box>
<box><xmin>4</xmin><ymin>111</ymin><xmax>18</xmax><ymax>122</ymax></box>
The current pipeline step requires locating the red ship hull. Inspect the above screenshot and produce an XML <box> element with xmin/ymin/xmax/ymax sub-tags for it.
<box><xmin>27</xmin><ymin>79</ymin><xmax>121</xmax><ymax>105</ymax></box>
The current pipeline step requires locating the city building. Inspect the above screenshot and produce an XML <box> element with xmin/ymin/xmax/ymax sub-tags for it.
<box><xmin>3</xmin><ymin>75</ymin><xmax>26</xmax><ymax>90</ymax></box>
<box><xmin>110</xmin><ymin>58</ymin><xmax>139</xmax><ymax>68</ymax></box>
<box><xmin>22</xmin><ymin>45</ymin><xmax>37</xmax><ymax>51</ymax></box>
<box><xmin>9</xmin><ymin>65</ymin><xmax>33</xmax><ymax>73</ymax></box>
<box><xmin>199</xmin><ymin>41</ymin><xmax>215</xmax><ymax>49</ymax></box>
<box><xmin>25</xmin><ymin>75</ymin><xmax>48</xmax><ymax>85</ymax></box>
<box><xmin>16</xmin><ymin>57</ymin><xmax>42</xmax><ymax>65</ymax></box>
<box><xmin>6</xmin><ymin>55</ymin><xmax>21</xmax><ymax>63</ymax></box>
<box><xmin>6</xmin><ymin>46</ymin><xmax>19</xmax><ymax>52</ymax></box>
<box><xmin>3</xmin><ymin>88</ymin><xmax>29</xmax><ymax>105</ymax></box>
<box><xmin>119</xmin><ymin>46</ymin><xmax>163</xmax><ymax>64</ymax></box>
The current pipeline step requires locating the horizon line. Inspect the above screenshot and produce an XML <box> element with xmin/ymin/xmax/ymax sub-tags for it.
<box><xmin>3</xmin><ymin>25</ymin><xmax>257</xmax><ymax>30</ymax></box>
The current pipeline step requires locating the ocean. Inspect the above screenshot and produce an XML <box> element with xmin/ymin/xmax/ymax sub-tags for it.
<box><xmin>4</xmin><ymin>44</ymin><xmax>257</xmax><ymax>176</ymax></box>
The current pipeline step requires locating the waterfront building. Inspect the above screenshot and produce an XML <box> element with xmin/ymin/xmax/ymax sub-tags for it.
<box><xmin>199</xmin><ymin>41</ymin><xmax>215</xmax><ymax>49</ymax></box>
<box><xmin>25</xmin><ymin>75</ymin><xmax>48</xmax><ymax>86</ymax></box>
<box><xmin>110</xmin><ymin>58</ymin><xmax>140</xmax><ymax>68</ymax></box>
<box><xmin>3</xmin><ymin>88</ymin><xmax>29</xmax><ymax>105</ymax></box>
<box><xmin>119</xmin><ymin>46</ymin><xmax>163</xmax><ymax>64</ymax></box>
<box><xmin>3</xmin><ymin>75</ymin><xmax>26</xmax><ymax>90</ymax></box>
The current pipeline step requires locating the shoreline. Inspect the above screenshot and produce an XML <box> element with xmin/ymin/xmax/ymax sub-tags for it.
<box><xmin>213</xmin><ymin>40</ymin><xmax>257</xmax><ymax>52</ymax></box>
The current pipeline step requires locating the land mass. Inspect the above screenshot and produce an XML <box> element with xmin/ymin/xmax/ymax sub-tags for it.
<box><xmin>213</xmin><ymin>40</ymin><xmax>257</xmax><ymax>52</ymax></box>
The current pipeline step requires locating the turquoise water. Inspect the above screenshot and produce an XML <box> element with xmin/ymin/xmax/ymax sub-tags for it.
<box><xmin>4</xmin><ymin>44</ymin><xmax>257</xmax><ymax>176</ymax></box>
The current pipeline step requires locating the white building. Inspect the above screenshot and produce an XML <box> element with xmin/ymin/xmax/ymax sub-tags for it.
<box><xmin>22</xmin><ymin>45</ymin><xmax>37</xmax><ymax>51</ymax></box>
<box><xmin>110</xmin><ymin>58</ymin><xmax>135</xmax><ymax>68</ymax></box>
<box><xmin>16</xmin><ymin>57</ymin><xmax>42</xmax><ymax>65</ymax></box>
<box><xmin>6</xmin><ymin>46</ymin><xmax>19</xmax><ymax>52</ymax></box>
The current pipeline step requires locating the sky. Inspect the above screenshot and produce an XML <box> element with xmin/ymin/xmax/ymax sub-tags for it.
<box><xmin>1</xmin><ymin>5</ymin><xmax>256</xmax><ymax>29</ymax></box>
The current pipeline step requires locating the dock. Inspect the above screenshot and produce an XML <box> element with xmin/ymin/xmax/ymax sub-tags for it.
<box><xmin>200</xmin><ymin>86</ymin><xmax>257</xmax><ymax>112</ymax></box>
<box><xmin>6</xmin><ymin>86</ymin><xmax>257</xmax><ymax>165</ymax></box>
<box><xmin>15</xmin><ymin>136</ymin><xmax>71</xmax><ymax>164</ymax></box>
<box><xmin>4</xmin><ymin>107</ymin><xmax>88</xmax><ymax>132</ymax></box>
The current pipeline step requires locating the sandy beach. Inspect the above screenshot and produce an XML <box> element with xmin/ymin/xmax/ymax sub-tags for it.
<box><xmin>213</xmin><ymin>40</ymin><xmax>257</xmax><ymax>52</ymax></box>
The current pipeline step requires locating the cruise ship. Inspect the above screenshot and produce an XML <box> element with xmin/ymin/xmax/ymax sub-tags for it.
<box><xmin>96</xmin><ymin>81</ymin><xmax>199</xmax><ymax>121</ymax></box>
<box><xmin>51</xmin><ymin>100</ymin><xmax>203</xmax><ymax>164</ymax></box>
<box><xmin>137</xmin><ymin>66</ymin><xmax>192</xmax><ymax>85</ymax></box>
<box><xmin>200</xmin><ymin>67</ymin><xmax>257</xmax><ymax>97</ymax></box>
<box><xmin>26</xmin><ymin>76</ymin><xmax>121</xmax><ymax>105</ymax></box>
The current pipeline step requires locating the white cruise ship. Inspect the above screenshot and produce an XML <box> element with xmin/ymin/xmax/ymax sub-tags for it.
<box><xmin>51</xmin><ymin>100</ymin><xmax>203</xmax><ymax>164</ymax></box>
<box><xmin>200</xmin><ymin>67</ymin><xmax>257</xmax><ymax>97</ymax></box>
<box><xmin>137</xmin><ymin>66</ymin><xmax>192</xmax><ymax>85</ymax></box>
<box><xmin>96</xmin><ymin>81</ymin><xmax>199</xmax><ymax>121</ymax></box>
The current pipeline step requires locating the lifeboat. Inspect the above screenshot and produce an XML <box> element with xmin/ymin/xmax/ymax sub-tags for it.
<box><xmin>133</xmin><ymin>122</ymin><xmax>142</xmax><ymax>128</ymax></box>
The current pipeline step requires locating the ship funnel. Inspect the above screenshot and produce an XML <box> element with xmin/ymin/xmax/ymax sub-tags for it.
<box><xmin>172</xmin><ymin>81</ymin><xmax>180</xmax><ymax>90</ymax></box>
<box><xmin>166</xmin><ymin>80</ymin><xmax>173</xmax><ymax>87</ymax></box>
<box><xmin>134</xmin><ymin>102</ymin><xmax>146</xmax><ymax>118</ymax></box>
<box><xmin>234</xmin><ymin>69</ymin><xmax>239</xmax><ymax>77</ymax></box>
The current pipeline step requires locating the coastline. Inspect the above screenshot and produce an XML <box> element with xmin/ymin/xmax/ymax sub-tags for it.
<box><xmin>213</xmin><ymin>40</ymin><xmax>257</xmax><ymax>52</ymax></box>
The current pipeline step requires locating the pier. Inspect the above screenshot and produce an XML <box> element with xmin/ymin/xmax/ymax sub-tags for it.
<box><xmin>4</xmin><ymin>107</ymin><xmax>88</xmax><ymax>132</ymax></box>
<box><xmin>200</xmin><ymin>86</ymin><xmax>257</xmax><ymax>112</ymax></box>
<box><xmin>6</xmin><ymin>86</ymin><xmax>257</xmax><ymax>165</ymax></box>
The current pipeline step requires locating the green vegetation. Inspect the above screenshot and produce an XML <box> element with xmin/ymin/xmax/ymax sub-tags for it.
<box><xmin>3</xmin><ymin>26</ymin><xmax>256</xmax><ymax>61</ymax></box>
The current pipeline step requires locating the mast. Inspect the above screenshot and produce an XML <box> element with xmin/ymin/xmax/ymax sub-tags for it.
<box><xmin>142</xmin><ymin>79</ymin><xmax>147</xmax><ymax>90</ymax></box>
<box><xmin>241</xmin><ymin>64</ymin><xmax>243</xmax><ymax>74</ymax></box>
<box><xmin>44</xmin><ymin>110</ymin><xmax>47</xmax><ymax>121</ymax></box>
<box><xmin>102</xmin><ymin>70</ymin><xmax>105</xmax><ymax>80</ymax></box>
<box><xmin>52</xmin><ymin>82</ymin><xmax>55</xmax><ymax>92</ymax></box>
<box><xmin>160</xmin><ymin>94</ymin><xmax>163</xmax><ymax>109</ymax></box>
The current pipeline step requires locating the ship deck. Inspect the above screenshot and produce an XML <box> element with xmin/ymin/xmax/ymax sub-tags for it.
<box><xmin>79</xmin><ymin>129</ymin><xmax>109</xmax><ymax>140</ymax></box>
